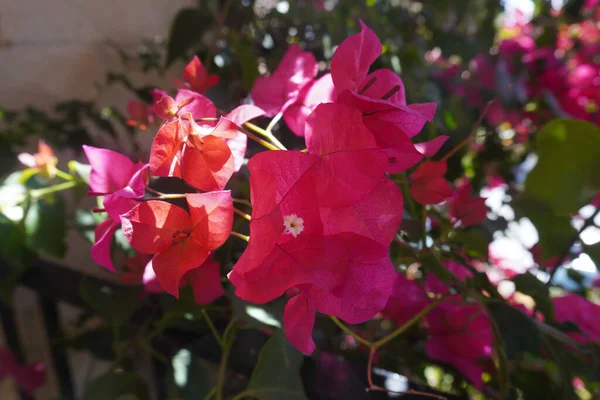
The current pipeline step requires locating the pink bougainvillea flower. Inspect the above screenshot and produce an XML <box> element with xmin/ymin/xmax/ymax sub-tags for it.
<box><xmin>153</xmin><ymin>89</ymin><xmax>217</xmax><ymax>122</ymax></box>
<box><xmin>229</xmin><ymin>104</ymin><xmax>398</xmax><ymax>354</ymax></box>
<box><xmin>125</xmin><ymin>99</ymin><xmax>153</xmax><ymax>131</ymax></box>
<box><xmin>120</xmin><ymin>252</ymin><xmax>163</xmax><ymax>293</ymax></box>
<box><xmin>18</xmin><ymin>140</ymin><xmax>58</xmax><ymax>179</ymax></box>
<box><xmin>121</xmin><ymin>192</ymin><xmax>232</xmax><ymax>297</ymax></box>
<box><xmin>150</xmin><ymin>104</ymin><xmax>264</xmax><ymax>189</ymax></box>
<box><xmin>183</xmin><ymin>258</ymin><xmax>225</xmax><ymax>304</ymax></box>
<box><xmin>383</xmin><ymin>273</ymin><xmax>430</xmax><ymax>326</ymax></box>
<box><xmin>83</xmin><ymin>146</ymin><xmax>149</xmax><ymax>271</ymax></box>
<box><xmin>425</xmin><ymin>301</ymin><xmax>494</xmax><ymax>390</ymax></box>
<box><xmin>250</xmin><ymin>44</ymin><xmax>335</xmax><ymax>136</ymax></box>
<box><xmin>449</xmin><ymin>180</ymin><xmax>488</xmax><ymax>227</ymax></box>
<box><xmin>251</xmin><ymin>43</ymin><xmax>318</xmax><ymax>117</ymax></box>
<box><xmin>175</xmin><ymin>56</ymin><xmax>220</xmax><ymax>94</ymax></box>
<box><xmin>283</xmin><ymin>73</ymin><xmax>336</xmax><ymax>137</ymax></box>
<box><xmin>83</xmin><ymin>145</ymin><xmax>148</xmax><ymax>197</ymax></box>
<box><xmin>409</xmin><ymin>161</ymin><xmax>452</xmax><ymax>205</ymax></box>
<box><xmin>150</xmin><ymin>116</ymin><xmax>235</xmax><ymax>191</ymax></box>
<box><xmin>0</xmin><ymin>347</ymin><xmax>46</xmax><ymax>395</ymax></box>
<box><xmin>553</xmin><ymin>294</ymin><xmax>600</xmax><ymax>343</ymax></box>
<box><xmin>330</xmin><ymin>21</ymin><xmax>445</xmax><ymax>172</ymax></box>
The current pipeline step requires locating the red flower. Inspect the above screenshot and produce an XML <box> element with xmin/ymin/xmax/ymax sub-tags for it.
<box><xmin>125</xmin><ymin>99</ymin><xmax>154</xmax><ymax>130</ymax></box>
<box><xmin>409</xmin><ymin>161</ymin><xmax>452</xmax><ymax>205</ymax></box>
<box><xmin>121</xmin><ymin>192</ymin><xmax>233</xmax><ymax>297</ymax></box>
<box><xmin>330</xmin><ymin>21</ymin><xmax>446</xmax><ymax>172</ymax></box>
<box><xmin>176</xmin><ymin>56</ymin><xmax>220</xmax><ymax>94</ymax></box>
<box><xmin>449</xmin><ymin>180</ymin><xmax>488</xmax><ymax>227</ymax></box>
<box><xmin>0</xmin><ymin>347</ymin><xmax>46</xmax><ymax>395</ymax></box>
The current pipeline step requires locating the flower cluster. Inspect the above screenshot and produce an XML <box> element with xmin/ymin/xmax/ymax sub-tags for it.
<box><xmin>429</xmin><ymin>2</ymin><xmax>599</xmax><ymax>140</ymax></box>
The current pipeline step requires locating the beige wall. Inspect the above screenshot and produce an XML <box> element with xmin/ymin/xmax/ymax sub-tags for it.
<box><xmin>0</xmin><ymin>1</ymin><xmax>197</xmax><ymax>398</ymax></box>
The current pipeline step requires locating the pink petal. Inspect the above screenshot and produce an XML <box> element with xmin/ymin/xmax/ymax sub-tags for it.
<box><xmin>360</xmin><ymin>69</ymin><xmax>406</xmax><ymax>105</ymax></box>
<box><xmin>284</xmin><ymin>292</ymin><xmax>316</xmax><ymax>354</ymax></box>
<box><xmin>306</xmin><ymin>103</ymin><xmax>388</xmax><ymax>207</ymax></box>
<box><xmin>226</xmin><ymin>131</ymin><xmax>248</xmax><ymax>172</ymax></box>
<box><xmin>383</xmin><ymin>273</ymin><xmax>430</xmax><ymax>326</ymax></box>
<box><xmin>321</xmin><ymin>178</ymin><xmax>403</xmax><ymax>246</ymax></box>
<box><xmin>414</xmin><ymin>136</ymin><xmax>449</xmax><ymax>157</ymax></box>
<box><xmin>83</xmin><ymin>145</ymin><xmax>136</xmax><ymax>195</ymax></box>
<box><xmin>91</xmin><ymin>218</ymin><xmax>120</xmax><ymax>272</ymax></box>
<box><xmin>184</xmin><ymin>258</ymin><xmax>225</xmax><ymax>304</ymax></box>
<box><xmin>175</xmin><ymin>89</ymin><xmax>217</xmax><ymax>119</ymax></box>
<box><xmin>142</xmin><ymin>260</ymin><xmax>163</xmax><ymax>293</ymax></box>
<box><xmin>331</xmin><ymin>21</ymin><xmax>382</xmax><ymax>95</ymax></box>
<box><xmin>225</xmin><ymin>104</ymin><xmax>266</xmax><ymax>125</ymax></box>
<box><xmin>251</xmin><ymin>43</ymin><xmax>318</xmax><ymax>116</ymax></box>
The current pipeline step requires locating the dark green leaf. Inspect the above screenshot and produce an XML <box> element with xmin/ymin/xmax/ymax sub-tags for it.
<box><xmin>62</xmin><ymin>327</ymin><xmax>117</xmax><ymax>361</ymax></box>
<box><xmin>419</xmin><ymin>251</ymin><xmax>454</xmax><ymax>287</ymax></box>
<box><xmin>449</xmin><ymin>228</ymin><xmax>489</xmax><ymax>259</ymax></box>
<box><xmin>83</xmin><ymin>372</ymin><xmax>149</xmax><ymax>400</ymax></box>
<box><xmin>241</xmin><ymin>332</ymin><xmax>308</xmax><ymax>400</ymax></box>
<box><xmin>512</xmin><ymin>272</ymin><xmax>554</xmax><ymax>321</ymax></box>
<box><xmin>513</xmin><ymin>197</ymin><xmax>576</xmax><ymax>262</ymax></box>
<box><xmin>229</xmin><ymin>32</ymin><xmax>259</xmax><ymax>91</ymax></box>
<box><xmin>24</xmin><ymin>195</ymin><xmax>67</xmax><ymax>258</ymax></box>
<box><xmin>524</xmin><ymin>119</ymin><xmax>600</xmax><ymax>215</ymax></box>
<box><xmin>487</xmin><ymin>302</ymin><xmax>542</xmax><ymax>360</ymax></box>
<box><xmin>79</xmin><ymin>279</ymin><xmax>140</xmax><ymax>327</ymax></box>
<box><xmin>165</xmin><ymin>8</ymin><xmax>212</xmax><ymax>67</ymax></box>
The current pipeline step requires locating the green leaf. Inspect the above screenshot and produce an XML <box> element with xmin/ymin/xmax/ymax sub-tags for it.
<box><xmin>419</xmin><ymin>251</ymin><xmax>454</xmax><ymax>286</ymax></box>
<box><xmin>449</xmin><ymin>228</ymin><xmax>489</xmax><ymax>259</ymax></box>
<box><xmin>524</xmin><ymin>119</ymin><xmax>600</xmax><ymax>215</ymax></box>
<box><xmin>229</xmin><ymin>32</ymin><xmax>259</xmax><ymax>91</ymax></box>
<box><xmin>83</xmin><ymin>372</ymin><xmax>149</xmax><ymax>400</ymax></box>
<box><xmin>231</xmin><ymin>294</ymin><xmax>285</xmax><ymax>330</ymax></box>
<box><xmin>513</xmin><ymin>197</ymin><xmax>576</xmax><ymax>262</ymax></box>
<box><xmin>62</xmin><ymin>327</ymin><xmax>117</xmax><ymax>361</ymax></box>
<box><xmin>512</xmin><ymin>272</ymin><xmax>554</xmax><ymax>321</ymax></box>
<box><xmin>171</xmin><ymin>347</ymin><xmax>212</xmax><ymax>400</ymax></box>
<box><xmin>68</xmin><ymin>160</ymin><xmax>91</xmax><ymax>185</ymax></box>
<box><xmin>24</xmin><ymin>195</ymin><xmax>67</xmax><ymax>258</ymax></box>
<box><xmin>241</xmin><ymin>332</ymin><xmax>308</xmax><ymax>400</ymax></box>
<box><xmin>165</xmin><ymin>8</ymin><xmax>212</xmax><ymax>67</ymax></box>
<box><xmin>79</xmin><ymin>279</ymin><xmax>140</xmax><ymax>327</ymax></box>
<box><xmin>487</xmin><ymin>302</ymin><xmax>542</xmax><ymax>360</ymax></box>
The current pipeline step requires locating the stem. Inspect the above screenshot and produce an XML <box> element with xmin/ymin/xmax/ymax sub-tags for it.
<box><xmin>373</xmin><ymin>293</ymin><xmax>450</xmax><ymax>349</ymax></box>
<box><xmin>204</xmin><ymin>387</ymin><xmax>217</xmax><ymax>400</ymax></box>
<box><xmin>265</xmin><ymin>111</ymin><xmax>283</xmax><ymax>133</ymax></box>
<box><xmin>238</xmin><ymin>125</ymin><xmax>281</xmax><ymax>151</ymax></box>
<box><xmin>442</xmin><ymin>98</ymin><xmax>496</xmax><ymax>161</ymax></box>
<box><xmin>230</xmin><ymin>231</ymin><xmax>249</xmax><ymax>242</ymax></box>
<box><xmin>421</xmin><ymin>206</ymin><xmax>428</xmax><ymax>250</ymax></box>
<box><xmin>145</xmin><ymin>194</ymin><xmax>187</xmax><ymax>200</ymax></box>
<box><xmin>201</xmin><ymin>309</ymin><xmax>224</xmax><ymax>349</ymax></box>
<box><xmin>244</xmin><ymin>122</ymin><xmax>287</xmax><ymax>150</ymax></box>
<box><xmin>146</xmin><ymin>187</ymin><xmax>166</xmax><ymax>196</ymax></box>
<box><xmin>546</xmin><ymin>206</ymin><xmax>600</xmax><ymax>286</ymax></box>
<box><xmin>215</xmin><ymin>318</ymin><xmax>238</xmax><ymax>400</ymax></box>
<box><xmin>54</xmin><ymin>169</ymin><xmax>74</xmax><ymax>181</ymax></box>
<box><xmin>232</xmin><ymin>198</ymin><xmax>252</xmax><ymax>208</ymax></box>
<box><xmin>30</xmin><ymin>180</ymin><xmax>78</xmax><ymax>199</ymax></box>
<box><xmin>329</xmin><ymin>317</ymin><xmax>373</xmax><ymax>348</ymax></box>
<box><xmin>233</xmin><ymin>207</ymin><xmax>251</xmax><ymax>221</ymax></box>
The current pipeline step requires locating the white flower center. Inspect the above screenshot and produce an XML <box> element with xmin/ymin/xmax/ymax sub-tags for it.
<box><xmin>283</xmin><ymin>214</ymin><xmax>304</xmax><ymax>238</ymax></box>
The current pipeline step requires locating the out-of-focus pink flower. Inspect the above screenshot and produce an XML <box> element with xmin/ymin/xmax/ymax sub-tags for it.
<box><xmin>175</xmin><ymin>56</ymin><xmax>219</xmax><ymax>94</ymax></box>
<box><xmin>18</xmin><ymin>140</ymin><xmax>58</xmax><ymax>179</ymax></box>
<box><xmin>125</xmin><ymin>100</ymin><xmax>154</xmax><ymax>131</ymax></box>
<box><xmin>0</xmin><ymin>347</ymin><xmax>46</xmax><ymax>395</ymax></box>
<box><xmin>553</xmin><ymin>294</ymin><xmax>600</xmax><ymax>343</ymax></box>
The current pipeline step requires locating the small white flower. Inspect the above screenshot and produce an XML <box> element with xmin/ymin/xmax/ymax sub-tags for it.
<box><xmin>283</xmin><ymin>214</ymin><xmax>304</xmax><ymax>238</ymax></box>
